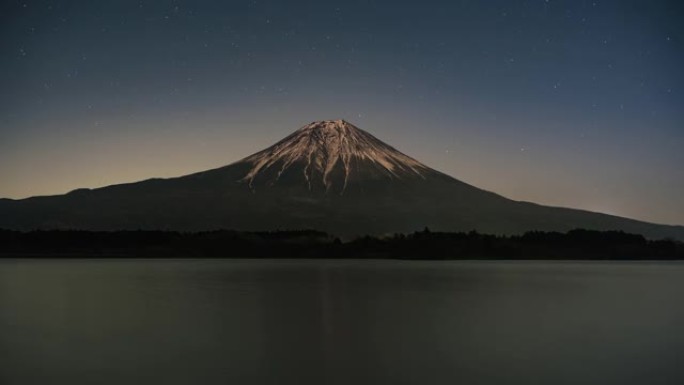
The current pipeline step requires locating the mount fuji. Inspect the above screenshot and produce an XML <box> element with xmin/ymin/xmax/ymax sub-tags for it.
<box><xmin>1</xmin><ymin>120</ymin><xmax>682</xmax><ymax>240</ymax></box>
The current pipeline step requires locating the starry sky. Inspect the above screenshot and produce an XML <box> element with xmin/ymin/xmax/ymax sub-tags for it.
<box><xmin>1</xmin><ymin>0</ymin><xmax>683</xmax><ymax>225</ymax></box>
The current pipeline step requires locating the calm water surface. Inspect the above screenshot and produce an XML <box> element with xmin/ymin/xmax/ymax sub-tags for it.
<box><xmin>1</xmin><ymin>259</ymin><xmax>683</xmax><ymax>384</ymax></box>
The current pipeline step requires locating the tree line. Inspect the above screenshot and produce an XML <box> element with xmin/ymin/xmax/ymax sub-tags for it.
<box><xmin>0</xmin><ymin>228</ymin><xmax>682</xmax><ymax>260</ymax></box>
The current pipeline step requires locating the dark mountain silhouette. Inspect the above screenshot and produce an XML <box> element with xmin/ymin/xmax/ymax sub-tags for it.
<box><xmin>1</xmin><ymin>120</ymin><xmax>682</xmax><ymax>240</ymax></box>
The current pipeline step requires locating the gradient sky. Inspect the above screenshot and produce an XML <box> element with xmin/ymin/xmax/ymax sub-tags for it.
<box><xmin>1</xmin><ymin>0</ymin><xmax>683</xmax><ymax>225</ymax></box>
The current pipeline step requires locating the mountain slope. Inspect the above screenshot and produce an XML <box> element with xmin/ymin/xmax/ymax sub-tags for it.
<box><xmin>1</xmin><ymin>120</ymin><xmax>682</xmax><ymax>240</ymax></box>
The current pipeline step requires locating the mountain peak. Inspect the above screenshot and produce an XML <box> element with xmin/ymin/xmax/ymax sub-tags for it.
<box><xmin>295</xmin><ymin>119</ymin><xmax>360</xmax><ymax>138</ymax></box>
<box><xmin>239</xmin><ymin>120</ymin><xmax>430</xmax><ymax>192</ymax></box>
<box><xmin>299</xmin><ymin>119</ymin><xmax>350</xmax><ymax>128</ymax></box>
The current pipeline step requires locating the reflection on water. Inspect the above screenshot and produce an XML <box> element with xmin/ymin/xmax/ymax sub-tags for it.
<box><xmin>1</xmin><ymin>259</ymin><xmax>683</xmax><ymax>385</ymax></box>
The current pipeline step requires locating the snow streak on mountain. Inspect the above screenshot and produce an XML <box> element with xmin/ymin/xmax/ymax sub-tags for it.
<box><xmin>238</xmin><ymin>120</ymin><xmax>430</xmax><ymax>192</ymax></box>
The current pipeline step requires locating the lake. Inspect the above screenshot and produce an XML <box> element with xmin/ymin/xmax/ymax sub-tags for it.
<box><xmin>1</xmin><ymin>259</ymin><xmax>683</xmax><ymax>384</ymax></box>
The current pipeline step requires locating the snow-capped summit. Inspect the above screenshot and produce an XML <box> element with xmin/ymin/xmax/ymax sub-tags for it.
<box><xmin>238</xmin><ymin>120</ymin><xmax>431</xmax><ymax>192</ymax></box>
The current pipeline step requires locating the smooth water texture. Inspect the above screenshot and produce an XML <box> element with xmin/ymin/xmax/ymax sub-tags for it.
<box><xmin>1</xmin><ymin>259</ymin><xmax>683</xmax><ymax>385</ymax></box>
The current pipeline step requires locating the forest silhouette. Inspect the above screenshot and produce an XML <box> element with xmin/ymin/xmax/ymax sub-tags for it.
<box><xmin>1</xmin><ymin>228</ymin><xmax>682</xmax><ymax>260</ymax></box>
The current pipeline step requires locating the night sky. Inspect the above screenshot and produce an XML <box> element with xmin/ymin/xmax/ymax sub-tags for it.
<box><xmin>1</xmin><ymin>0</ymin><xmax>682</xmax><ymax>225</ymax></box>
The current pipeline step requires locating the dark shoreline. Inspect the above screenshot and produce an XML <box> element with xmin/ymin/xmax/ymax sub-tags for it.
<box><xmin>1</xmin><ymin>228</ymin><xmax>682</xmax><ymax>260</ymax></box>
